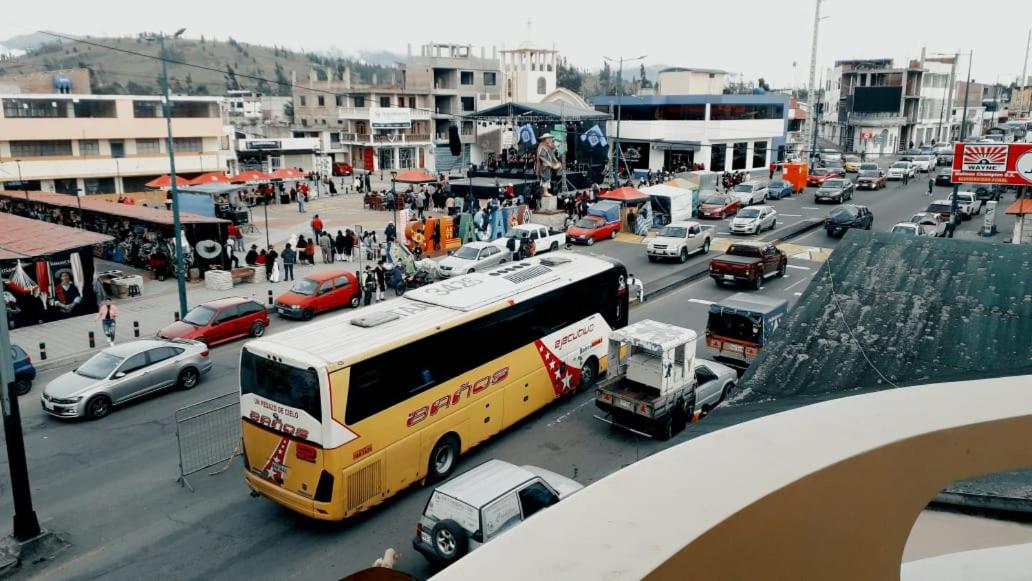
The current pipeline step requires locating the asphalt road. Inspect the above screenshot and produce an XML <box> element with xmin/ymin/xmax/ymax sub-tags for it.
<box><xmin>0</xmin><ymin>167</ymin><xmax>1000</xmax><ymax>580</ymax></box>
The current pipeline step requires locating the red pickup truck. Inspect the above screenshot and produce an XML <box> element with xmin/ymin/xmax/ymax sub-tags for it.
<box><xmin>708</xmin><ymin>242</ymin><xmax>787</xmax><ymax>290</ymax></box>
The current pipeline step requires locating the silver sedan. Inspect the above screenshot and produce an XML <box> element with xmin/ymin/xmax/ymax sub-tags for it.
<box><xmin>437</xmin><ymin>241</ymin><xmax>510</xmax><ymax>278</ymax></box>
<box><xmin>41</xmin><ymin>339</ymin><xmax>212</xmax><ymax>420</ymax></box>
<box><xmin>694</xmin><ymin>358</ymin><xmax>738</xmax><ymax>413</ymax></box>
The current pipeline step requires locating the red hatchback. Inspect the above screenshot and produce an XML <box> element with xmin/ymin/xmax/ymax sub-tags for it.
<box><xmin>566</xmin><ymin>215</ymin><xmax>621</xmax><ymax>245</ymax></box>
<box><xmin>158</xmin><ymin>297</ymin><xmax>270</xmax><ymax>346</ymax></box>
<box><xmin>697</xmin><ymin>193</ymin><xmax>741</xmax><ymax>219</ymax></box>
<box><xmin>806</xmin><ymin>168</ymin><xmax>842</xmax><ymax>187</ymax></box>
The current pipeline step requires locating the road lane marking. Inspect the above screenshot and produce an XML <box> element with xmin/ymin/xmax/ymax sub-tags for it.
<box><xmin>786</xmin><ymin>264</ymin><xmax>811</xmax><ymax>270</ymax></box>
<box><xmin>687</xmin><ymin>298</ymin><xmax>715</xmax><ymax>305</ymax></box>
<box><xmin>778</xmin><ymin>214</ymin><xmax>803</xmax><ymax>217</ymax></box>
<box><xmin>547</xmin><ymin>399</ymin><xmax>594</xmax><ymax>428</ymax></box>
<box><xmin>794</xmin><ymin>292</ymin><xmax>803</xmax><ymax>296</ymax></box>
<box><xmin>801</xmin><ymin>206</ymin><xmax>820</xmax><ymax>210</ymax></box>
<box><xmin>786</xmin><ymin>277</ymin><xmax>811</xmax><ymax>291</ymax></box>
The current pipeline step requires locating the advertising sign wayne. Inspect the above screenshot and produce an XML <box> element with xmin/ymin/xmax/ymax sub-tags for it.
<box><xmin>951</xmin><ymin>143</ymin><xmax>1032</xmax><ymax>185</ymax></box>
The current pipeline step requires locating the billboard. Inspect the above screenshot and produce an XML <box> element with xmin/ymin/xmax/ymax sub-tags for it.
<box><xmin>951</xmin><ymin>143</ymin><xmax>1032</xmax><ymax>185</ymax></box>
<box><xmin>2</xmin><ymin>246</ymin><xmax>101</xmax><ymax>329</ymax></box>
<box><xmin>369</xmin><ymin>107</ymin><xmax>412</xmax><ymax>129</ymax></box>
<box><xmin>852</xmin><ymin>86</ymin><xmax>903</xmax><ymax>113</ymax></box>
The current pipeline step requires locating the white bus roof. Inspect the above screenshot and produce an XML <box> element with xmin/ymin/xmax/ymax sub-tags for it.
<box><xmin>245</xmin><ymin>252</ymin><xmax>619</xmax><ymax>369</ymax></box>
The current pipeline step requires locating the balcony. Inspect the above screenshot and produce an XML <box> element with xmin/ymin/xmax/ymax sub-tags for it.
<box><xmin>336</xmin><ymin>107</ymin><xmax>430</xmax><ymax>121</ymax></box>
<box><xmin>847</xmin><ymin>111</ymin><xmax>906</xmax><ymax>127</ymax></box>
<box><xmin>339</xmin><ymin>132</ymin><xmax>432</xmax><ymax>145</ymax></box>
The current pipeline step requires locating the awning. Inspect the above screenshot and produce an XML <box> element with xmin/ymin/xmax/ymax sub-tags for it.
<box><xmin>465</xmin><ymin>102</ymin><xmax>610</xmax><ymax>122</ymax></box>
<box><xmin>665</xmin><ymin>178</ymin><xmax>699</xmax><ymax>190</ymax></box>
<box><xmin>188</xmin><ymin>172</ymin><xmax>231</xmax><ymax>186</ymax></box>
<box><xmin>230</xmin><ymin>170</ymin><xmax>273</xmax><ymax>184</ymax></box>
<box><xmin>642</xmin><ymin>184</ymin><xmax>694</xmax><ymax>198</ymax></box>
<box><xmin>600</xmin><ymin>186</ymin><xmax>649</xmax><ymax>203</ymax></box>
<box><xmin>177</xmin><ymin>184</ymin><xmax>245</xmax><ymax>196</ymax></box>
<box><xmin>0</xmin><ymin>213</ymin><xmax>113</xmax><ymax>260</ymax></box>
<box><xmin>268</xmin><ymin>168</ymin><xmax>304</xmax><ymax>181</ymax></box>
<box><xmin>1005</xmin><ymin>199</ymin><xmax>1032</xmax><ymax>215</ymax></box>
<box><xmin>652</xmin><ymin>140</ymin><xmax>702</xmax><ymax>152</ymax></box>
<box><xmin>0</xmin><ymin>191</ymin><xmax>227</xmax><ymax>225</ymax></box>
<box><xmin>145</xmin><ymin>175</ymin><xmax>191</xmax><ymax>189</ymax></box>
<box><xmin>393</xmin><ymin>169</ymin><xmax>436</xmax><ymax>184</ymax></box>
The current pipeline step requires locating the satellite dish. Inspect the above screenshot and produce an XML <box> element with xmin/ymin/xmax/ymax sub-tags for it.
<box><xmin>195</xmin><ymin>240</ymin><xmax>222</xmax><ymax>259</ymax></box>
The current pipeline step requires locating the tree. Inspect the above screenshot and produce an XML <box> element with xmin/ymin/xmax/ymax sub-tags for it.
<box><xmin>599</xmin><ymin>61</ymin><xmax>612</xmax><ymax>95</ymax></box>
<box><xmin>284</xmin><ymin>101</ymin><xmax>295</xmax><ymax>124</ymax></box>
<box><xmin>225</xmin><ymin>64</ymin><xmax>240</xmax><ymax>90</ymax></box>
<box><xmin>556</xmin><ymin>58</ymin><xmax>583</xmax><ymax>94</ymax></box>
<box><xmin>639</xmin><ymin>63</ymin><xmax>651</xmax><ymax>89</ymax></box>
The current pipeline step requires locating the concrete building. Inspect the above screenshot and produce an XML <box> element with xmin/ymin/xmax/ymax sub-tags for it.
<box><xmin>914</xmin><ymin>54</ymin><xmax>956</xmax><ymax>145</ymax></box>
<box><xmin>403</xmin><ymin>42</ymin><xmax>502</xmax><ymax>172</ymax></box>
<box><xmin>223</xmin><ymin>89</ymin><xmax>291</xmax><ymax>128</ymax></box>
<box><xmin>593</xmin><ymin>69</ymin><xmax>788</xmax><ymax>172</ymax></box>
<box><xmin>500</xmin><ymin>46</ymin><xmax>557</xmax><ymax>103</ymax></box>
<box><xmin>290</xmin><ymin>69</ymin><xmax>434</xmax><ymax>173</ymax></box>
<box><xmin>819</xmin><ymin>58</ymin><xmax>924</xmax><ymax>156</ymax></box>
<box><xmin>655</xmin><ymin>67</ymin><xmax>728</xmax><ymax>96</ymax></box>
<box><xmin>0</xmin><ymin>93</ymin><xmax>234</xmax><ymax>196</ymax></box>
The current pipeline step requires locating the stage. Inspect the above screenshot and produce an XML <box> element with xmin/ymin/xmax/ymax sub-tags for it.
<box><xmin>450</xmin><ymin>177</ymin><xmax>537</xmax><ymax>200</ymax></box>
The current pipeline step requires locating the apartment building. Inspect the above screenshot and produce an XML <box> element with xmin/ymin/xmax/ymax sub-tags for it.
<box><xmin>914</xmin><ymin>55</ymin><xmax>956</xmax><ymax>145</ymax></box>
<box><xmin>403</xmin><ymin>43</ymin><xmax>502</xmax><ymax>171</ymax></box>
<box><xmin>0</xmin><ymin>93</ymin><xmax>234</xmax><ymax>195</ymax></box>
<box><xmin>291</xmin><ymin>70</ymin><xmax>434</xmax><ymax>173</ymax></box>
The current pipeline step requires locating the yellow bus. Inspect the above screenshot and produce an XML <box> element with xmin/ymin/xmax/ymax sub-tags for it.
<box><xmin>240</xmin><ymin>253</ymin><xmax>628</xmax><ymax>520</ymax></box>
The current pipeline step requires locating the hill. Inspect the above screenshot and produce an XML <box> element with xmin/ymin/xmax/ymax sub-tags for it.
<box><xmin>0</xmin><ymin>33</ymin><xmax>397</xmax><ymax>96</ymax></box>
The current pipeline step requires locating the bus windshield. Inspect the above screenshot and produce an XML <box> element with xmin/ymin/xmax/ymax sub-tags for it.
<box><xmin>707</xmin><ymin>311</ymin><xmax>762</xmax><ymax>344</ymax></box>
<box><xmin>240</xmin><ymin>349</ymin><xmax>321</xmax><ymax>421</ymax></box>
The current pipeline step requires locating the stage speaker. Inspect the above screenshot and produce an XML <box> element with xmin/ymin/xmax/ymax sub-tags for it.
<box><xmin>449</xmin><ymin>126</ymin><xmax>462</xmax><ymax>156</ymax></box>
<box><xmin>566</xmin><ymin>130</ymin><xmax>577</xmax><ymax>163</ymax></box>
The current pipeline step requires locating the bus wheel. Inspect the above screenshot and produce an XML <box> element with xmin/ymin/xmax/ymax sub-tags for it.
<box><xmin>577</xmin><ymin>358</ymin><xmax>599</xmax><ymax>393</ymax></box>
<box><xmin>428</xmin><ymin>435</ymin><xmax>460</xmax><ymax>483</ymax></box>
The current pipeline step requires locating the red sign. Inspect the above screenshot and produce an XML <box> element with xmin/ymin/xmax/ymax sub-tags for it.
<box><xmin>952</xmin><ymin>142</ymin><xmax>1032</xmax><ymax>185</ymax></box>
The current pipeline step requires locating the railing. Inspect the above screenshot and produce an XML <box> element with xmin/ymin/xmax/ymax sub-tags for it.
<box><xmin>337</xmin><ymin>107</ymin><xmax>430</xmax><ymax>120</ymax></box>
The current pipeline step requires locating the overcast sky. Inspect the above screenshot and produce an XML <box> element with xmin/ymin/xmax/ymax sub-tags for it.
<box><xmin>3</xmin><ymin>0</ymin><xmax>1030</xmax><ymax>88</ymax></box>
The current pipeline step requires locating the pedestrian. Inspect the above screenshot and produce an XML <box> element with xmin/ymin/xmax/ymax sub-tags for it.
<box><xmin>375</xmin><ymin>259</ymin><xmax>387</xmax><ymax>302</ymax></box>
<box><xmin>311</xmin><ymin>214</ymin><xmax>324</xmax><ymax>241</ymax></box>
<box><xmin>228</xmin><ymin>222</ymin><xmax>245</xmax><ymax>252</ymax></box>
<box><xmin>627</xmin><ymin>273</ymin><xmax>645</xmax><ymax>303</ymax></box>
<box><xmin>226</xmin><ymin>242</ymin><xmax>239</xmax><ymax>268</ymax></box>
<box><xmin>304</xmin><ymin>240</ymin><xmax>316</xmax><ymax>265</ymax></box>
<box><xmin>769</xmin><ymin>161</ymin><xmax>776</xmax><ymax>180</ymax></box>
<box><xmin>256</xmin><ymin>249</ymin><xmax>267</xmax><ymax>266</ymax></box>
<box><xmin>903</xmin><ymin>169</ymin><xmax>910</xmax><ymax>186</ymax></box>
<box><xmin>297</xmin><ymin>192</ymin><xmax>306</xmax><ymax>213</ymax></box>
<box><xmin>319</xmin><ymin>230</ymin><xmax>333</xmax><ymax>263</ymax></box>
<box><xmin>341</xmin><ymin>229</ymin><xmax>354</xmax><ymax>262</ymax></box>
<box><xmin>363</xmin><ymin>266</ymin><xmax>376</xmax><ymax>306</ymax></box>
<box><xmin>245</xmin><ymin>244</ymin><xmax>259</xmax><ymax>266</ymax></box>
<box><xmin>946</xmin><ymin>211</ymin><xmax>958</xmax><ymax>238</ymax></box>
<box><xmin>384</xmin><ymin>222</ymin><xmax>397</xmax><ymax>260</ymax></box>
<box><xmin>266</xmin><ymin>246</ymin><xmax>279</xmax><ymax>281</ymax></box>
<box><xmin>335</xmin><ymin>230</ymin><xmax>347</xmax><ymax>261</ymax></box>
<box><xmin>281</xmin><ymin>243</ymin><xmax>296</xmax><ymax>281</ymax></box>
<box><xmin>927</xmin><ymin>177</ymin><xmax>934</xmax><ymax>197</ymax></box>
<box><xmin>506</xmin><ymin>233</ymin><xmax>520</xmax><ymax>261</ymax></box>
<box><xmin>96</xmin><ymin>298</ymin><xmax>119</xmax><ymax>346</ymax></box>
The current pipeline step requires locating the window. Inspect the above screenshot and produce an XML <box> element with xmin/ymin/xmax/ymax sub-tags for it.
<box><xmin>335</xmin><ymin>95</ymin><xmax>345</xmax><ymax>107</ymax></box>
<box><xmin>118</xmin><ymin>353</ymin><xmax>150</xmax><ymax>375</ymax></box>
<box><xmin>398</xmin><ymin>96</ymin><xmax>405</xmax><ymax>107</ymax></box>
<box><xmin>518</xmin><ymin>482</ymin><xmax>559</xmax><ymax>518</ymax></box>
<box><xmin>238</xmin><ymin>301</ymin><xmax>265</xmax><ymax>316</ymax></box>
<box><xmin>483</xmin><ymin>72</ymin><xmax>497</xmax><ymax>86</ymax></box>
<box><xmin>379</xmin><ymin>97</ymin><xmax>391</xmax><ymax>108</ymax></box>
<box><xmin>732</xmin><ymin>142</ymin><xmax>748</xmax><ymax>170</ymax></box>
<box><xmin>408</xmin><ymin>96</ymin><xmax>416</xmax><ymax>109</ymax></box>
<box><xmin>461</xmin><ymin>121</ymin><xmax>474</xmax><ymax>136</ymax></box>
<box><xmin>354</xmin><ymin>96</ymin><xmax>365</xmax><ymax>108</ymax></box>
<box><xmin>695</xmin><ymin>365</ymin><xmax>718</xmax><ymax>385</ymax></box>
<box><xmin>537</xmin><ymin>77</ymin><xmax>546</xmax><ymax>95</ymax></box>
<box><xmin>73</xmin><ymin>99</ymin><xmax>116</xmax><ymax>118</ymax></box>
<box><xmin>461</xmin><ymin>97</ymin><xmax>475</xmax><ymax>112</ymax></box>
<box><xmin>300</xmin><ymin>96</ymin><xmax>307</xmax><ymax>107</ymax></box>
<box><xmin>399</xmin><ymin>147</ymin><xmax>415</xmax><ymax>169</ymax></box>
<box><xmin>110</xmin><ymin>140</ymin><xmax>125</xmax><ymax>158</ymax></box>
<box><xmin>709</xmin><ymin>104</ymin><xmax>784</xmax><ymax>121</ymax></box>
<box><xmin>460</xmin><ymin>71</ymin><xmax>474</xmax><ymax>85</ymax></box>
<box><xmin>333</xmin><ymin>275</ymin><xmax>351</xmax><ymax>288</ymax></box>
<box><xmin>753</xmin><ymin>141</ymin><xmax>767</xmax><ymax>168</ymax></box>
<box><xmin>318</xmin><ymin>282</ymin><xmax>335</xmax><ymax>295</ymax></box>
<box><xmin>79</xmin><ymin>140</ymin><xmax>100</xmax><ymax>156</ymax></box>
<box><xmin>240</xmin><ymin>349</ymin><xmax>321</xmax><ymax>422</ymax></box>
<box><xmin>173</xmin><ymin>137</ymin><xmax>203</xmax><ymax>152</ymax></box>
<box><xmin>148</xmin><ymin>347</ymin><xmax>184</xmax><ymax>365</ymax></box>
<box><xmin>132</xmin><ymin>100</ymin><xmax>162</xmax><ymax>118</ymax></box>
<box><xmin>710</xmin><ymin>143</ymin><xmax>727</xmax><ymax>171</ymax></box>
<box><xmin>10</xmin><ymin>140</ymin><xmax>73</xmax><ymax>157</ymax></box>
<box><xmin>317</xmin><ymin>96</ymin><xmax>325</xmax><ymax>107</ymax></box>
<box><xmin>83</xmin><ymin>178</ymin><xmax>116</xmax><ymax>195</ymax></box>
<box><xmin>136</xmin><ymin>139</ymin><xmax>161</xmax><ymax>154</ymax></box>
<box><xmin>2</xmin><ymin>98</ymin><xmax>68</xmax><ymax>118</ymax></box>
<box><xmin>215</xmin><ymin>306</ymin><xmax>240</xmax><ymax>323</ymax></box>
<box><xmin>55</xmin><ymin>178</ymin><xmax>78</xmax><ymax>195</ymax></box>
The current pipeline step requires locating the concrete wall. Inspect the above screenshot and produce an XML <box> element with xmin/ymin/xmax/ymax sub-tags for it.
<box><xmin>657</xmin><ymin>70</ymin><xmax>727</xmax><ymax>96</ymax></box>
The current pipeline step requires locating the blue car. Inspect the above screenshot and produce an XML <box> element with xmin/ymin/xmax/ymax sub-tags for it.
<box><xmin>767</xmin><ymin>179</ymin><xmax>795</xmax><ymax>200</ymax></box>
<box><xmin>12</xmin><ymin>345</ymin><xmax>36</xmax><ymax>396</ymax></box>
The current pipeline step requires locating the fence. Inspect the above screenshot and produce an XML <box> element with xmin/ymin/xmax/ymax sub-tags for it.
<box><xmin>174</xmin><ymin>392</ymin><xmax>241</xmax><ymax>491</ymax></box>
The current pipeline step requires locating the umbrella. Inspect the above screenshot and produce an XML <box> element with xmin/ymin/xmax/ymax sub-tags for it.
<box><xmin>268</xmin><ymin>168</ymin><xmax>304</xmax><ymax>181</ymax></box>
<box><xmin>145</xmin><ymin>175</ymin><xmax>191</xmax><ymax>189</ymax></box>
<box><xmin>229</xmin><ymin>170</ymin><xmax>273</xmax><ymax>184</ymax></box>
<box><xmin>188</xmin><ymin>172</ymin><xmax>231</xmax><ymax>186</ymax></box>
<box><xmin>393</xmin><ymin>169</ymin><xmax>436</xmax><ymax>184</ymax></box>
<box><xmin>599</xmin><ymin>186</ymin><xmax>649</xmax><ymax>203</ymax></box>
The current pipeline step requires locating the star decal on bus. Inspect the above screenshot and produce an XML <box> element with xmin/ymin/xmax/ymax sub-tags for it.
<box><xmin>535</xmin><ymin>340</ymin><xmax>581</xmax><ymax>396</ymax></box>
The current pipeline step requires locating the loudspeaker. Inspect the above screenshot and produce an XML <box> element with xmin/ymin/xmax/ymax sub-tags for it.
<box><xmin>566</xmin><ymin>130</ymin><xmax>577</xmax><ymax>164</ymax></box>
<box><xmin>449</xmin><ymin>126</ymin><xmax>462</xmax><ymax>156</ymax></box>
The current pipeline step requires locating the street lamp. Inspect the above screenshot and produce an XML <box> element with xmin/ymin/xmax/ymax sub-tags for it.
<box><xmin>950</xmin><ymin>50</ymin><xmax>974</xmax><ymax>236</ymax></box>
<box><xmin>603</xmin><ymin>54</ymin><xmax>647</xmax><ymax>185</ymax></box>
<box><xmin>15</xmin><ymin>159</ymin><xmax>27</xmax><ymax>202</ymax></box>
<box><xmin>146</xmin><ymin>28</ymin><xmax>189</xmax><ymax>318</ymax></box>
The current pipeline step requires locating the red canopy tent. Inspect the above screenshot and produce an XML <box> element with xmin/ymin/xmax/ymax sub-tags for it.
<box><xmin>268</xmin><ymin>168</ymin><xmax>304</xmax><ymax>181</ymax></box>
<box><xmin>599</xmin><ymin>186</ymin><xmax>649</xmax><ymax>205</ymax></box>
<box><xmin>229</xmin><ymin>170</ymin><xmax>273</xmax><ymax>184</ymax></box>
<box><xmin>145</xmin><ymin>175</ymin><xmax>190</xmax><ymax>188</ymax></box>
<box><xmin>393</xmin><ymin>169</ymin><xmax>436</xmax><ymax>184</ymax></box>
<box><xmin>188</xmin><ymin>172</ymin><xmax>231</xmax><ymax>186</ymax></box>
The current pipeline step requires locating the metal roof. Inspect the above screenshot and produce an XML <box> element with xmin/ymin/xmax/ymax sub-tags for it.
<box><xmin>610</xmin><ymin>320</ymin><xmax>697</xmax><ymax>353</ymax></box>
<box><xmin>0</xmin><ymin>213</ymin><xmax>112</xmax><ymax>259</ymax></box>
<box><xmin>435</xmin><ymin>460</ymin><xmax>537</xmax><ymax>508</ymax></box>
<box><xmin>465</xmin><ymin>102</ymin><xmax>610</xmax><ymax>122</ymax></box>
<box><xmin>740</xmin><ymin>231</ymin><xmax>1032</xmax><ymax>401</ymax></box>
<box><xmin>709</xmin><ymin>293</ymin><xmax>788</xmax><ymax>316</ymax></box>
<box><xmin>0</xmin><ymin>191</ymin><xmax>227</xmax><ymax>225</ymax></box>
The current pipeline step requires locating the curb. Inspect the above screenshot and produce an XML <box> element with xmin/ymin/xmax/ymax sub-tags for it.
<box><xmin>33</xmin><ymin>351</ymin><xmax>96</xmax><ymax>373</ymax></box>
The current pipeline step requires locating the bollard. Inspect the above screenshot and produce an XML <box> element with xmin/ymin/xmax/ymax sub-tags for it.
<box><xmin>88</xmin><ymin>331</ymin><xmax>96</xmax><ymax>349</ymax></box>
<box><xmin>133</xmin><ymin>320</ymin><xmax>140</xmax><ymax>338</ymax></box>
<box><xmin>268</xmin><ymin>289</ymin><xmax>274</xmax><ymax>306</ymax></box>
<box><xmin>174</xmin><ymin>311</ymin><xmax>180</xmax><ymax>322</ymax></box>
<box><xmin>38</xmin><ymin>342</ymin><xmax>47</xmax><ymax>361</ymax></box>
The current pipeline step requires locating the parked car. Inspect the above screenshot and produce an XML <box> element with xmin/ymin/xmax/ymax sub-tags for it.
<box><xmin>697</xmin><ymin>193</ymin><xmax>741</xmax><ymax>219</ymax></box>
<box><xmin>856</xmin><ymin>169</ymin><xmax>887</xmax><ymax>190</ymax></box>
<box><xmin>12</xmin><ymin>345</ymin><xmax>36</xmax><ymax>396</ymax></box>
<box><xmin>646</xmin><ymin>221</ymin><xmax>713</xmax><ymax>262</ymax></box>
<box><xmin>413</xmin><ymin>460</ymin><xmax>582</xmax><ymax>565</ymax></box>
<box><xmin>41</xmin><ymin>339</ymin><xmax>212</xmax><ymax>420</ymax></box>
<box><xmin>806</xmin><ymin>168</ymin><xmax>842</xmax><ymax>187</ymax></box>
<box><xmin>819</xmin><ymin>149</ymin><xmax>842</xmax><ymax>164</ymax></box>
<box><xmin>766</xmin><ymin>179</ymin><xmax>795</xmax><ymax>200</ymax></box>
<box><xmin>814</xmin><ymin>178</ymin><xmax>854</xmax><ymax>203</ymax></box>
<box><xmin>858</xmin><ymin>162</ymin><xmax>880</xmax><ymax>173</ymax></box>
<box><xmin>919</xmin><ymin>144</ymin><xmax>935</xmax><ymax>155</ymax></box>
<box><xmin>886</xmin><ymin>161</ymin><xmax>917</xmax><ymax>180</ymax></box>
<box><xmin>158</xmin><ymin>297</ymin><xmax>269</xmax><ymax>346</ymax></box>
<box><xmin>274</xmin><ymin>269</ymin><xmax>360</xmax><ymax>320</ymax></box>
<box><xmin>925</xmin><ymin>200</ymin><xmax>955</xmax><ymax>221</ymax></box>
<box><xmin>731</xmin><ymin>181</ymin><xmax>768</xmax><ymax>206</ymax></box>
<box><xmin>825</xmin><ymin>204</ymin><xmax>873</xmax><ymax>237</ymax></box>
<box><xmin>934</xmin><ymin>168</ymin><xmax>954</xmax><ymax>187</ymax></box>
<box><xmin>331</xmin><ymin>162</ymin><xmax>353</xmax><ymax>176</ymax></box>
<box><xmin>842</xmin><ymin>155</ymin><xmax>862</xmax><ymax>173</ymax></box>
<box><xmin>439</xmin><ymin>241</ymin><xmax>509</xmax><ymax>277</ymax></box>
<box><xmin>694</xmin><ymin>358</ymin><xmax>739</xmax><ymax>412</ymax></box>
<box><xmin>729</xmin><ymin>206</ymin><xmax>777</xmax><ymax>235</ymax></box>
<box><xmin>708</xmin><ymin>242</ymin><xmax>787</xmax><ymax>290</ymax></box>
<box><xmin>566</xmin><ymin>215</ymin><xmax>621</xmax><ymax>245</ymax></box>
<box><xmin>492</xmin><ymin>224</ymin><xmax>566</xmax><ymax>254</ymax></box>
<box><xmin>822</xmin><ymin>159</ymin><xmax>845</xmax><ymax>174</ymax></box>
<box><xmin>910</xmin><ymin>155</ymin><xmax>936</xmax><ymax>173</ymax></box>
<box><xmin>947</xmin><ymin>192</ymin><xmax>983</xmax><ymax>220</ymax></box>
<box><xmin>909</xmin><ymin>212</ymin><xmax>948</xmax><ymax>237</ymax></box>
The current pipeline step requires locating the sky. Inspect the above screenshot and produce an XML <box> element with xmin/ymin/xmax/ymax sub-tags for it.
<box><xmin>2</xmin><ymin>0</ymin><xmax>1031</xmax><ymax>88</ymax></box>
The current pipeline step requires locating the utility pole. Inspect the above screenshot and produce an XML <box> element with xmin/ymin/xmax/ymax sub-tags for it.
<box><xmin>604</xmin><ymin>55</ymin><xmax>647</xmax><ymax>185</ymax></box>
<box><xmin>15</xmin><ymin>159</ymin><xmax>27</xmax><ymax>202</ymax></box>
<box><xmin>152</xmin><ymin>29</ymin><xmax>189</xmax><ymax>318</ymax></box>
<box><xmin>937</xmin><ymin>53</ymin><xmax>958</xmax><ymax>142</ymax></box>
<box><xmin>0</xmin><ymin>297</ymin><xmax>42</xmax><ymax>542</ymax></box>
<box><xmin>1020</xmin><ymin>29</ymin><xmax>1030</xmax><ymax>117</ymax></box>
<box><xmin>950</xmin><ymin>51</ymin><xmax>973</xmax><ymax>234</ymax></box>
<box><xmin>804</xmin><ymin>0</ymin><xmax>823</xmax><ymax>169</ymax></box>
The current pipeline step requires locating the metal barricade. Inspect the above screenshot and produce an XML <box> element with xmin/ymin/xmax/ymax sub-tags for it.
<box><xmin>174</xmin><ymin>392</ymin><xmax>241</xmax><ymax>491</ymax></box>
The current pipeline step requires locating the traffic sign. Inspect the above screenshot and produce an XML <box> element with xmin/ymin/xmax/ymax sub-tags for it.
<box><xmin>952</xmin><ymin>142</ymin><xmax>1032</xmax><ymax>185</ymax></box>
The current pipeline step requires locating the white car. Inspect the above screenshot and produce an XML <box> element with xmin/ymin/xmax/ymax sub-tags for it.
<box><xmin>646</xmin><ymin>221</ymin><xmax>713</xmax><ymax>262</ymax></box>
<box><xmin>731</xmin><ymin>181</ymin><xmax>768</xmax><ymax>206</ymax></box>
<box><xmin>908</xmin><ymin>212</ymin><xmax>947</xmax><ymax>237</ymax></box>
<box><xmin>886</xmin><ymin>161</ymin><xmax>916</xmax><ymax>180</ymax></box>
<box><xmin>910</xmin><ymin>155</ymin><xmax>936</xmax><ymax>173</ymax></box>
<box><xmin>437</xmin><ymin>242</ymin><xmax>508</xmax><ymax>277</ymax></box>
<box><xmin>729</xmin><ymin>205</ymin><xmax>777</xmax><ymax>235</ymax></box>
<box><xmin>694</xmin><ymin>358</ymin><xmax>738</xmax><ymax>413</ymax></box>
<box><xmin>948</xmin><ymin>192</ymin><xmax>984</xmax><ymax>219</ymax></box>
<box><xmin>492</xmin><ymin>224</ymin><xmax>566</xmax><ymax>255</ymax></box>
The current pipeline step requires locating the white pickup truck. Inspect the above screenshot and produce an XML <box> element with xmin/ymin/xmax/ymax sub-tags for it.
<box><xmin>492</xmin><ymin>223</ymin><xmax>567</xmax><ymax>255</ymax></box>
<box><xmin>646</xmin><ymin>221</ymin><xmax>714</xmax><ymax>263</ymax></box>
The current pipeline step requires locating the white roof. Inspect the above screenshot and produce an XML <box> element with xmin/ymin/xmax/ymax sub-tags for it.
<box><xmin>245</xmin><ymin>252</ymin><xmax>615</xmax><ymax>368</ymax></box>
<box><xmin>609</xmin><ymin>319</ymin><xmax>696</xmax><ymax>353</ymax></box>
<box><xmin>436</xmin><ymin>460</ymin><xmax>537</xmax><ymax>508</ymax></box>
<box><xmin>641</xmin><ymin>184</ymin><xmax>693</xmax><ymax>198</ymax></box>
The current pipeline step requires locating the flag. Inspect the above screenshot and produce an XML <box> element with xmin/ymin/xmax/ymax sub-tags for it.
<box><xmin>517</xmin><ymin>124</ymin><xmax>537</xmax><ymax>145</ymax></box>
<box><xmin>580</xmin><ymin>124</ymin><xmax>608</xmax><ymax>148</ymax></box>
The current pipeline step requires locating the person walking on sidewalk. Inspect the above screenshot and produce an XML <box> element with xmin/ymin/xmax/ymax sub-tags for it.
<box><xmin>226</xmin><ymin>243</ymin><xmax>239</xmax><ymax>268</ymax></box>
<box><xmin>245</xmin><ymin>244</ymin><xmax>259</xmax><ymax>266</ymax></box>
<box><xmin>340</xmin><ymin>229</ymin><xmax>353</xmax><ymax>262</ymax></box>
<box><xmin>311</xmin><ymin>214</ymin><xmax>324</xmax><ymax>242</ymax></box>
<box><xmin>362</xmin><ymin>266</ymin><xmax>376</xmax><ymax>306</ymax></box>
<box><xmin>319</xmin><ymin>231</ymin><xmax>333</xmax><ymax>263</ymax></box>
<box><xmin>96</xmin><ymin>299</ymin><xmax>119</xmax><ymax>346</ymax></box>
<box><xmin>297</xmin><ymin>191</ymin><xmax>306</xmax><ymax>213</ymax></box>
<box><xmin>627</xmin><ymin>273</ymin><xmax>645</xmax><ymax>304</ymax></box>
<box><xmin>304</xmin><ymin>239</ymin><xmax>317</xmax><ymax>265</ymax></box>
<box><xmin>375</xmin><ymin>259</ymin><xmax>387</xmax><ymax>302</ymax></box>
<box><xmin>228</xmin><ymin>223</ymin><xmax>245</xmax><ymax>252</ymax></box>
<box><xmin>266</xmin><ymin>246</ymin><xmax>279</xmax><ymax>281</ymax></box>
<box><xmin>281</xmin><ymin>243</ymin><xmax>296</xmax><ymax>281</ymax></box>
<box><xmin>902</xmin><ymin>168</ymin><xmax>910</xmax><ymax>186</ymax></box>
<box><xmin>927</xmin><ymin>177</ymin><xmax>934</xmax><ymax>197</ymax></box>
